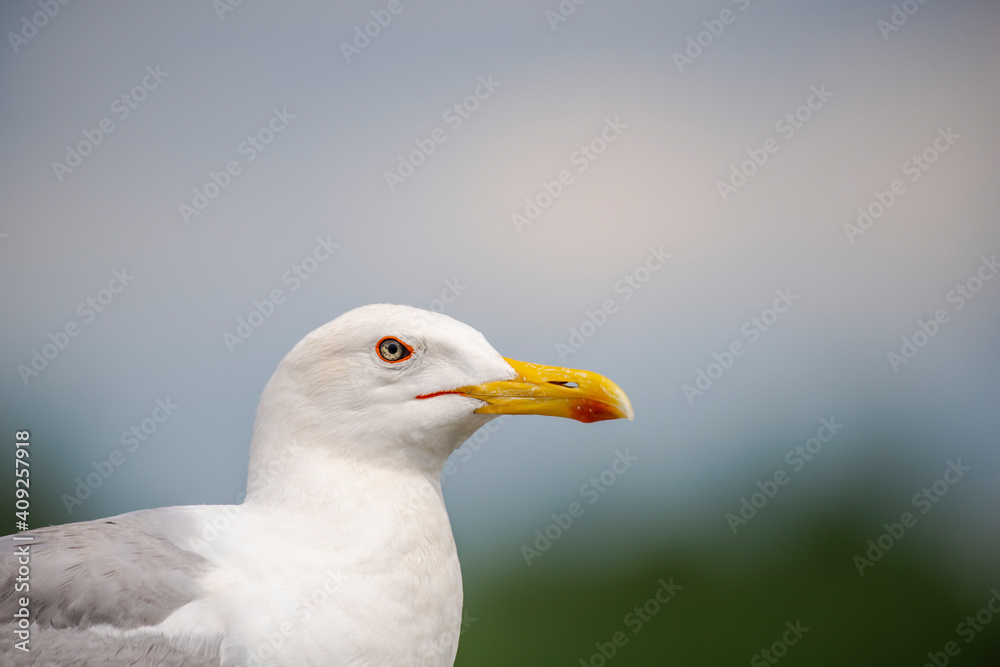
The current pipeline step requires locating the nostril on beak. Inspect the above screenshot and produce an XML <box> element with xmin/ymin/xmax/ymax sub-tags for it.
<box><xmin>547</xmin><ymin>381</ymin><xmax>579</xmax><ymax>389</ymax></box>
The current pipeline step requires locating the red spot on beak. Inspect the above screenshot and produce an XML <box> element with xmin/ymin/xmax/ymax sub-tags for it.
<box><xmin>570</xmin><ymin>399</ymin><xmax>622</xmax><ymax>424</ymax></box>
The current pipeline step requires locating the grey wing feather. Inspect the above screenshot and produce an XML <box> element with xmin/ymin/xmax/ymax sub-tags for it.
<box><xmin>0</xmin><ymin>626</ymin><xmax>219</xmax><ymax>666</ymax></box>
<box><xmin>0</xmin><ymin>509</ymin><xmax>223</xmax><ymax>665</ymax></box>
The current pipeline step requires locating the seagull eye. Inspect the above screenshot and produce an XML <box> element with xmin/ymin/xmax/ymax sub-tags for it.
<box><xmin>377</xmin><ymin>336</ymin><xmax>412</xmax><ymax>363</ymax></box>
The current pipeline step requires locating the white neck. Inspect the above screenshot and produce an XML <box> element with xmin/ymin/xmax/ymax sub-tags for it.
<box><xmin>237</xmin><ymin>426</ymin><xmax>467</xmax><ymax>665</ymax></box>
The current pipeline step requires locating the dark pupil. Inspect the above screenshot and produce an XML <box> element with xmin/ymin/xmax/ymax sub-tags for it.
<box><xmin>386</xmin><ymin>342</ymin><xmax>398</xmax><ymax>356</ymax></box>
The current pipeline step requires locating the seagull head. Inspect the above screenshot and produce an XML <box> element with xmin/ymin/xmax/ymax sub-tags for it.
<box><xmin>248</xmin><ymin>304</ymin><xmax>633</xmax><ymax>486</ymax></box>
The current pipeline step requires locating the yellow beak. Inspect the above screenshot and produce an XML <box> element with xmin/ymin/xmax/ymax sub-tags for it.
<box><xmin>451</xmin><ymin>357</ymin><xmax>634</xmax><ymax>424</ymax></box>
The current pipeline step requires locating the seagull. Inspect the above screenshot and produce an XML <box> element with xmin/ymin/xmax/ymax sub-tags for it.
<box><xmin>1</xmin><ymin>303</ymin><xmax>633</xmax><ymax>666</ymax></box>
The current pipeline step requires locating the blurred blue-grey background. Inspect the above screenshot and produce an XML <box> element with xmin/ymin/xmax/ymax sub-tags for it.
<box><xmin>3</xmin><ymin>0</ymin><xmax>999</xmax><ymax>664</ymax></box>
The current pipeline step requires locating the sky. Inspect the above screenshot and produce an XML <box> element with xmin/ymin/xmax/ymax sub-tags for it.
<box><xmin>2</xmin><ymin>0</ymin><xmax>1000</xmax><ymax>608</ymax></box>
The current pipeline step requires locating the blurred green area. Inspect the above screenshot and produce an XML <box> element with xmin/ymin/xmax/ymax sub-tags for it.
<box><xmin>456</xmin><ymin>509</ymin><xmax>1000</xmax><ymax>666</ymax></box>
